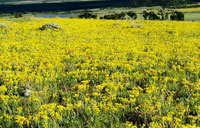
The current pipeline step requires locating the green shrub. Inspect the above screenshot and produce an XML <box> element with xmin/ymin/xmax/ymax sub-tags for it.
<box><xmin>100</xmin><ymin>12</ymin><xmax>126</xmax><ymax>20</ymax></box>
<box><xmin>127</xmin><ymin>11</ymin><xmax>137</xmax><ymax>20</ymax></box>
<box><xmin>12</xmin><ymin>12</ymin><xmax>23</xmax><ymax>18</ymax></box>
<box><xmin>142</xmin><ymin>11</ymin><xmax>160</xmax><ymax>20</ymax></box>
<box><xmin>78</xmin><ymin>12</ymin><xmax>97</xmax><ymax>19</ymax></box>
<box><xmin>158</xmin><ymin>9</ymin><xmax>170</xmax><ymax>20</ymax></box>
<box><xmin>170</xmin><ymin>11</ymin><xmax>184</xmax><ymax>21</ymax></box>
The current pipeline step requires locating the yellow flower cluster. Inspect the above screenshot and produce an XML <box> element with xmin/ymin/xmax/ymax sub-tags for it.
<box><xmin>0</xmin><ymin>18</ymin><xmax>200</xmax><ymax>127</ymax></box>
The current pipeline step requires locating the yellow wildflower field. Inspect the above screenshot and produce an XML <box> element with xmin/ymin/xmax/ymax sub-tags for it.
<box><xmin>0</xmin><ymin>18</ymin><xmax>200</xmax><ymax>128</ymax></box>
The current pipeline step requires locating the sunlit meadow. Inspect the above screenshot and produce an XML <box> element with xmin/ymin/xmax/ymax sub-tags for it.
<box><xmin>0</xmin><ymin>18</ymin><xmax>200</xmax><ymax>128</ymax></box>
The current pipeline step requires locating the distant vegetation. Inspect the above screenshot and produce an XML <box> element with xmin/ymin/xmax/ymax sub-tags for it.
<box><xmin>0</xmin><ymin>0</ymin><xmax>119</xmax><ymax>13</ymax></box>
<box><xmin>78</xmin><ymin>12</ymin><xmax>98</xmax><ymax>19</ymax></box>
<box><xmin>78</xmin><ymin>9</ymin><xmax>184</xmax><ymax>21</ymax></box>
<box><xmin>0</xmin><ymin>0</ymin><xmax>116</xmax><ymax>5</ymax></box>
<box><xmin>0</xmin><ymin>0</ymin><xmax>199</xmax><ymax>21</ymax></box>
<box><xmin>127</xmin><ymin>11</ymin><xmax>137</xmax><ymax>19</ymax></box>
<box><xmin>122</xmin><ymin>0</ymin><xmax>200</xmax><ymax>7</ymax></box>
<box><xmin>100</xmin><ymin>12</ymin><xmax>127</xmax><ymax>20</ymax></box>
<box><xmin>142</xmin><ymin>9</ymin><xmax>184</xmax><ymax>21</ymax></box>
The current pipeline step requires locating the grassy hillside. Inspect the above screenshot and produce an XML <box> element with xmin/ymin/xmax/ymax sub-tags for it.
<box><xmin>0</xmin><ymin>0</ymin><xmax>107</xmax><ymax>5</ymax></box>
<box><xmin>0</xmin><ymin>18</ymin><xmax>200</xmax><ymax>128</ymax></box>
<box><xmin>0</xmin><ymin>0</ymin><xmax>118</xmax><ymax>13</ymax></box>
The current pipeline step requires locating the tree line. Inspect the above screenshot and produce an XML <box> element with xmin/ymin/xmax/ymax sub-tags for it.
<box><xmin>122</xmin><ymin>0</ymin><xmax>200</xmax><ymax>7</ymax></box>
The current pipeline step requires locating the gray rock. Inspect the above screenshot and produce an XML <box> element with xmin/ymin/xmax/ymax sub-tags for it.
<box><xmin>0</xmin><ymin>23</ymin><xmax>6</xmax><ymax>29</ymax></box>
<box><xmin>21</xmin><ymin>89</ymin><xmax>32</xmax><ymax>97</ymax></box>
<box><xmin>40</xmin><ymin>23</ymin><xmax>62</xmax><ymax>30</ymax></box>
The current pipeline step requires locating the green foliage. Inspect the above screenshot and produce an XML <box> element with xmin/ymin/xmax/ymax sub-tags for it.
<box><xmin>123</xmin><ymin>0</ymin><xmax>197</xmax><ymax>7</ymax></box>
<box><xmin>170</xmin><ymin>11</ymin><xmax>185</xmax><ymax>21</ymax></box>
<box><xmin>100</xmin><ymin>12</ymin><xmax>127</xmax><ymax>20</ymax></box>
<box><xmin>11</xmin><ymin>12</ymin><xmax>23</xmax><ymax>18</ymax></box>
<box><xmin>78</xmin><ymin>12</ymin><xmax>97</xmax><ymax>19</ymax></box>
<box><xmin>142</xmin><ymin>11</ymin><xmax>160</xmax><ymax>20</ymax></box>
<box><xmin>142</xmin><ymin>9</ymin><xmax>185</xmax><ymax>21</ymax></box>
<box><xmin>100</xmin><ymin>12</ymin><xmax>138</xmax><ymax>20</ymax></box>
<box><xmin>127</xmin><ymin>11</ymin><xmax>137</xmax><ymax>20</ymax></box>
